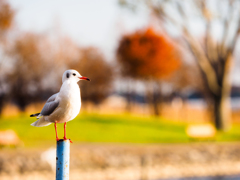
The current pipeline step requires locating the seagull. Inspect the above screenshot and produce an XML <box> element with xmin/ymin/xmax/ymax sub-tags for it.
<box><xmin>30</xmin><ymin>69</ymin><xmax>90</xmax><ymax>141</ymax></box>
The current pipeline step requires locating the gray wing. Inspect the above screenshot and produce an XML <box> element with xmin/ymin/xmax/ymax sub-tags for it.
<box><xmin>40</xmin><ymin>93</ymin><xmax>59</xmax><ymax>116</ymax></box>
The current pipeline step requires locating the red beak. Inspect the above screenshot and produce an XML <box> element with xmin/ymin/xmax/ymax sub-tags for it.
<box><xmin>79</xmin><ymin>76</ymin><xmax>90</xmax><ymax>81</ymax></box>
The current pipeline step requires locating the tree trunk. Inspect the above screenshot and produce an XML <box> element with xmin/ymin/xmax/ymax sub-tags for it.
<box><xmin>125</xmin><ymin>79</ymin><xmax>133</xmax><ymax>112</ymax></box>
<box><xmin>213</xmin><ymin>55</ymin><xmax>232</xmax><ymax>131</ymax></box>
<box><xmin>213</xmin><ymin>94</ymin><xmax>231</xmax><ymax>131</ymax></box>
<box><xmin>152</xmin><ymin>91</ymin><xmax>161</xmax><ymax>116</ymax></box>
<box><xmin>0</xmin><ymin>94</ymin><xmax>5</xmax><ymax>117</ymax></box>
<box><xmin>146</xmin><ymin>81</ymin><xmax>161</xmax><ymax>116</ymax></box>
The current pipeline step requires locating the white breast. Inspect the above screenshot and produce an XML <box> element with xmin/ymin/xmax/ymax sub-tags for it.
<box><xmin>48</xmin><ymin>80</ymin><xmax>81</xmax><ymax>123</ymax></box>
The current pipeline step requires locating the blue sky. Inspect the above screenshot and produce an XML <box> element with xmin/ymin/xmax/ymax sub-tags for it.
<box><xmin>8</xmin><ymin>0</ymin><xmax>149</xmax><ymax>59</ymax></box>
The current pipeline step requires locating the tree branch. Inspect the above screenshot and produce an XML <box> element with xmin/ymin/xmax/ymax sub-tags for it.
<box><xmin>183</xmin><ymin>29</ymin><xmax>220</xmax><ymax>95</ymax></box>
<box><xmin>218</xmin><ymin>0</ymin><xmax>236</xmax><ymax>59</ymax></box>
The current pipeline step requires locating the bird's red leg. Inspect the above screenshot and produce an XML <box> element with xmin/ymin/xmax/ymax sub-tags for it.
<box><xmin>54</xmin><ymin>122</ymin><xmax>59</xmax><ymax>141</ymax></box>
<box><xmin>63</xmin><ymin>122</ymin><xmax>73</xmax><ymax>143</ymax></box>
<box><xmin>63</xmin><ymin>122</ymin><xmax>67</xmax><ymax>140</ymax></box>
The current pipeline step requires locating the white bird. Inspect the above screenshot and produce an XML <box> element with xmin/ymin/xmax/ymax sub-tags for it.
<box><xmin>30</xmin><ymin>69</ymin><xmax>90</xmax><ymax>141</ymax></box>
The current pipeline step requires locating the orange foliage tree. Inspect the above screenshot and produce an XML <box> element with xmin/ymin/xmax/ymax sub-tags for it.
<box><xmin>117</xmin><ymin>28</ymin><xmax>180</xmax><ymax>80</ymax></box>
<box><xmin>0</xmin><ymin>0</ymin><xmax>14</xmax><ymax>40</ymax></box>
<box><xmin>117</xmin><ymin>28</ymin><xmax>181</xmax><ymax>115</ymax></box>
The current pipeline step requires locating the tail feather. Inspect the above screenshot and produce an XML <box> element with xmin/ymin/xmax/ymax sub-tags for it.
<box><xmin>31</xmin><ymin>117</ymin><xmax>52</xmax><ymax>127</ymax></box>
<box><xmin>30</xmin><ymin>113</ymin><xmax>40</xmax><ymax>117</ymax></box>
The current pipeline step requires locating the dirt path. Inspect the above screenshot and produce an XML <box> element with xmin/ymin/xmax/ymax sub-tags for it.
<box><xmin>1</xmin><ymin>143</ymin><xmax>240</xmax><ymax>180</ymax></box>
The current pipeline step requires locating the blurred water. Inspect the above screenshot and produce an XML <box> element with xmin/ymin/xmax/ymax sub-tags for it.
<box><xmin>159</xmin><ymin>175</ymin><xmax>240</xmax><ymax>180</ymax></box>
<box><xmin>187</xmin><ymin>98</ymin><xmax>240</xmax><ymax>110</ymax></box>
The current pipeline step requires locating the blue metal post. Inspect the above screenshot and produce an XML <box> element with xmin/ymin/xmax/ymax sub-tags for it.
<box><xmin>56</xmin><ymin>139</ymin><xmax>70</xmax><ymax>180</ymax></box>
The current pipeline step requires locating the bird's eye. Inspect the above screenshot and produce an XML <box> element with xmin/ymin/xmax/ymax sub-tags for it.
<box><xmin>73</xmin><ymin>73</ymin><xmax>76</xmax><ymax>76</ymax></box>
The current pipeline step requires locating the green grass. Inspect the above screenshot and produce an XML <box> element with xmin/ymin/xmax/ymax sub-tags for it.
<box><xmin>0</xmin><ymin>113</ymin><xmax>240</xmax><ymax>147</ymax></box>
<box><xmin>216</xmin><ymin>124</ymin><xmax>240</xmax><ymax>141</ymax></box>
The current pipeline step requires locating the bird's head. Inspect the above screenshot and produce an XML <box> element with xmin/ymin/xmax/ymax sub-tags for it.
<box><xmin>62</xmin><ymin>69</ymin><xmax>90</xmax><ymax>83</ymax></box>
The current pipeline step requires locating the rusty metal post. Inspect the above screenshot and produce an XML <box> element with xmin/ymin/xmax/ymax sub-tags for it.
<box><xmin>56</xmin><ymin>139</ymin><xmax>70</xmax><ymax>180</ymax></box>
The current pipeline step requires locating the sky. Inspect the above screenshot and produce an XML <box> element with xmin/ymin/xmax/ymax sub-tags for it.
<box><xmin>8</xmin><ymin>0</ymin><xmax>149</xmax><ymax>60</ymax></box>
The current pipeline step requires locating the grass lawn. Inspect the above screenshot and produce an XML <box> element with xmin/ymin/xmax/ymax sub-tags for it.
<box><xmin>0</xmin><ymin>112</ymin><xmax>240</xmax><ymax>147</ymax></box>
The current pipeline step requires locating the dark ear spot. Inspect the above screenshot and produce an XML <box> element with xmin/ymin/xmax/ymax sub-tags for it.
<box><xmin>66</xmin><ymin>73</ymin><xmax>69</xmax><ymax>78</ymax></box>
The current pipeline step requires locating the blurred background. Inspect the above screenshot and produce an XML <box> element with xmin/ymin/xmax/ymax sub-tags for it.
<box><xmin>1</xmin><ymin>0</ymin><xmax>240</xmax><ymax>179</ymax></box>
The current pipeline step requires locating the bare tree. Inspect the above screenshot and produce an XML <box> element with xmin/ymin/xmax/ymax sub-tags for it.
<box><xmin>69</xmin><ymin>47</ymin><xmax>113</xmax><ymax>105</ymax></box>
<box><xmin>0</xmin><ymin>0</ymin><xmax>15</xmax><ymax>114</ymax></box>
<box><xmin>170</xmin><ymin>63</ymin><xmax>205</xmax><ymax>94</ymax></box>
<box><xmin>120</xmin><ymin>0</ymin><xmax>240</xmax><ymax>130</ymax></box>
<box><xmin>8</xmin><ymin>33</ymin><xmax>54</xmax><ymax>111</ymax></box>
